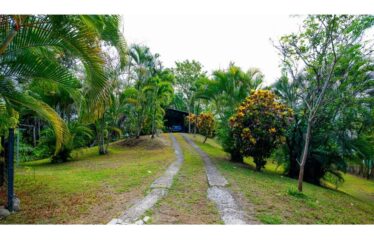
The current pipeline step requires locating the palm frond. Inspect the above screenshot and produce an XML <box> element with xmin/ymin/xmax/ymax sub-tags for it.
<box><xmin>0</xmin><ymin>79</ymin><xmax>69</xmax><ymax>153</ymax></box>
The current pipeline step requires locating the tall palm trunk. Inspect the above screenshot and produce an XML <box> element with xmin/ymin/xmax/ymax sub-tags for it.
<box><xmin>98</xmin><ymin>117</ymin><xmax>107</xmax><ymax>155</ymax></box>
<box><xmin>136</xmin><ymin>115</ymin><xmax>142</xmax><ymax>139</ymax></box>
<box><xmin>187</xmin><ymin>105</ymin><xmax>191</xmax><ymax>133</ymax></box>
<box><xmin>193</xmin><ymin>103</ymin><xmax>197</xmax><ymax>137</ymax></box>
<box><xmin>151</xmin><ymin>105</ymin><xmax>156</xmax><ymax>139</ymax></box>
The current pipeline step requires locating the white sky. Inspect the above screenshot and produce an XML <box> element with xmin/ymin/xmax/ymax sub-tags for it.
<box><xmin>122</xmin><ymin>15</ymin><xmax>304</xmax><ymax>86</ymax></box>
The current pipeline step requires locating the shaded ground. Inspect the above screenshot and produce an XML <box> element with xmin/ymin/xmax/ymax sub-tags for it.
<box><xmin>0</xmin><ymin>134</ymin><xmax>174</xmax><ymax>224</ymax></box>
<box><xmin>150</xmin><ymin>134</ymin><xmax>222</xmax><ymax>224</ymax></box>
<box><xmin>190</xmin><ymin>134</ymin><xmax>374</xmax><ymax>224</ymax></box>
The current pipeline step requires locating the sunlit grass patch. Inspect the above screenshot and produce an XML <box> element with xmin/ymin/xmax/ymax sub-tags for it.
<box><xmin>189</xmin><ymin>133</ymin><xmax>374</xmax><ymax>224</ymax></box>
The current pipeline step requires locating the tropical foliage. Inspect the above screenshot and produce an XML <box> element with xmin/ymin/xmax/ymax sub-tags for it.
<box><xmin>196</xmin><ymin>64</ymin><xmax>263</xmax><ymax>162</ymax></box>
<box><xmin>0</xmin><ymin>15</ymin><xmax>126</xmax><ymax>158</ymax></box>
<box><xmin>122</xmin><ymin>44</ymin><xmax>174</xmax><ymax>139</ymax></box>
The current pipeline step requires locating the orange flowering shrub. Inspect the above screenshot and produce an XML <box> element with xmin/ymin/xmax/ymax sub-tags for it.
<box><xmin>229</xmin><ymin>90</ymin><xmax>293</xmax><ymax>170</ymax></box>
<box><xmin>196</xmin><ymin>112</ymin><xmax>215</xmax><ymax>143</ymax></box>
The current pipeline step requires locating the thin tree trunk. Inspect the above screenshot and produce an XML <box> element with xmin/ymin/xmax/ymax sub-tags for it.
<box><xmin>32</xmin><ymin>125</ymin><xmax>36</xmax><ymax>147</ymax></box>
<box><xmin>187</xmin><ymin>105</ymin><xmax>191</xmax><ymax>133</ymax></box>
<box><xmin>105</xmin><ymin>132</ymin><xmax>110</xmax><ymax>153</ymax></box>
<box><xmin>230</xmin><ymin>150</ymin><xmax>243</xmax><ymax>163</ymax></box>
<box><xmin>254</xmin><ymin>156</ymin><xmax>265</xmax><ymax>171</ymax></box>
<box><xmin>98</xmin><ymin>117</ymin><xmax>107</xmax><ymax>155</ymax></box>
<box><xmin>193</xmin><ymin>104</ymin><xmax>197</xmax><ymax>137</ymax></box>
<box><xmin>37</xmin><ymin>119</ymin><xmax>41</xmax><ymax>142</ymax></box>
<box><xmin>136</xmin><ymin>112</ymin><xmax>141</xmax><ymax>139</ymax></box>
<box><xmin>203</xmin><ymin>136</ymin><xmax>207</xmax><ymax>143</ymax></box>
<box><xmin>298</xmin><ymin>119</ymin><xmax>312</xmax><ymax>192</ymax></box>
<box><xmin>151</xmin><ymin>107</ymin><xmax>156</xmax><ymax>139</ymax></box>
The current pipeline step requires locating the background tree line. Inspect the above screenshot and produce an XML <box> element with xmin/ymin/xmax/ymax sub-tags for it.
<box><xmin>171</xmin><ymin>15</ymin><xmax>374</xmax><ymax>191</ymax></box>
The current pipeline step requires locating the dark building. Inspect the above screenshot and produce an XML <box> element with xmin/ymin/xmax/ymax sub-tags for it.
<box><xmin>164</xmin><ymin>108</ymin><xmax>189</xmax><ymax>132</ymax></box>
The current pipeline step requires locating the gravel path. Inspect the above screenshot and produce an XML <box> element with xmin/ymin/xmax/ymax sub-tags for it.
<box><xmin>181</xmin><ymin>134</ymin><xmax>248</xmax><ymax>224</ymax></box>
<box><xmin>108</xmin><ymin>133</ymin><xmax>184</xmax><ymax>224</ymax></box>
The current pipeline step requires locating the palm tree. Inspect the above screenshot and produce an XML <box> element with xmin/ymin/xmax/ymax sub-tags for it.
<box><xmin>196</xmin><ymin>63</ymin><xmax>263</xmax><ymax>162</ymax></box>
<box><xmin>0</xmin><ymin>15</ymin><xmax>127</xmax><ymax>154</ymax></box>
<box><xmin>127</xmin><ymin>44</ymin><xmax>158</xmax><ymax>138</ymax></box>
<box><xmin>198</xmin><ymin>64</ymin><xmax>263</xmax><ymax>119</ymax></box>
<box><xmin>143</xmin><ymin>69</ymin><xmax>174</xmax><ymax>138</ymax></box>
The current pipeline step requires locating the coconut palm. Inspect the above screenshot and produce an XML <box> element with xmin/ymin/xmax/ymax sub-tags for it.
<box><xmin>0</xmin><ymin>15</ymin><xmax>127</xmax><ymax>153</ymax></box>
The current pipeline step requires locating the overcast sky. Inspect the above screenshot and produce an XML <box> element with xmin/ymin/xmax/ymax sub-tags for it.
<box><xmin>122</xmin><ymin>15</ymin><xmax>304</xmax><ymax>86</ymax></box>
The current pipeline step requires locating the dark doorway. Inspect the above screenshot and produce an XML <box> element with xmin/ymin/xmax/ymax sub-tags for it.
<box><xmin>164</xmin><ymin>108</ymin><xmax>189</xmax><ymax>132</ymax></box>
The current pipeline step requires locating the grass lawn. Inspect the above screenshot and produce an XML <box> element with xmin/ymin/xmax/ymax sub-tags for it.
<box><xmin>150</xmin><ymin>133</ymin><xmax>222</xmax><ymax>224</ymax></box>
<box><xmin>190</xmin><ymin>134</ymin><xmax>374</xmax><ymax>224</ymax></box>
<box><xmin>0</xmin><ymin>134</ymin><xmax>174</xmax><ymax>224</ymax></box>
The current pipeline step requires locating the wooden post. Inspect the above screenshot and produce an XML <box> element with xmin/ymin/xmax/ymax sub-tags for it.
<box><xmin>0</xmin><ymin>136</ymin><xmax>4</xmax><ymax>188</ymax></box>
<box><xmin>6</xmin><ymin>128</ymin><xmax>15</xmax><ymax>211</ymax></box>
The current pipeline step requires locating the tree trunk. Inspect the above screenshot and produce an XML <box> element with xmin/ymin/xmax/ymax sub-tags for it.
<box><xmin>98</xmin><ymin>131</ymin><xmax>106</xmax><ymax>155</ymax></box>
<box><xmin>230</xmin><ymin>150</ymin><xmax>243</xmax><ymax>163</ymax></box>
<box><xmin>151</xmin><ymin>107</ymin><xmax>156</xmax><ymax>139</ymax></box>
<box><xmin>105</xmin><ymin>132</ymin><xmax>110</xmax><ymax>154</ymax></box>
<box><xmin>98</xmin><ymin>118</ymin><xmax>107</xmax><ymax>155</ymax></box>
<box><xmin>193</xmin><ymin>105</ymin><xmax>197</xmax><ymax>137</ymax></box>
<box><xmin>298</xmin><ymin>120</ymin><xmax>312</xmax><ymax>192</ymax></box>
<box><xmin>203</xmin><ymin>136</ymin><xmax>208</xmax><ymax>143</ymax></box>
<box><xmin>187</xmin><ymin>105</ymin><xmax>191</xmax><ymax>134</ymax></box>
<box><xmin>254</xmin><ymin>156</ymin><xmax>266</xmax><ymax>171</ymax></box>
<box><xmin>136</xmin><ymin>111</ymin><xmax>142</xmax><ymax>139</ymax></box>
<box><xmin>136</xmin><ymin>128</ymin><xmax>141</xmax><ymax>139</ymax></box>
<box><xmin>32</xmin><ymin>124</ymin><xmax>36</xmax><ymax>147</ymax></box>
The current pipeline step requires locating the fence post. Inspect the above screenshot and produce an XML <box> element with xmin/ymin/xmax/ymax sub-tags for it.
<box><xmin>0</xmin><ymin>136</ymin><xmax>4</xmax><ymax>188</ymax></box>
<box><xmin>6</xmin><ymin>128</ymin><xmax>15</xmax><ymax>212</ymax></box>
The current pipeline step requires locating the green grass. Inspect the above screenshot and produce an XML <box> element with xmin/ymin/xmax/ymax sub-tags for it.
<box><xmin>150</xmin><ymin>133</ymin><xmax>222</xmax><ymax>224</ymax></box>
<box><xmin>190</xmin><ymin>134</ymin><xmax>374</xmax><ymax>224</ymax></box>
<box><xmin>338</xmin><ymin>174</ymin><xmax>374</xmax><ymax>204</ymax></box>
<box><xmin>0</xmin><ymin>134</ymin><xmax>174</xmax><ymax>224</ymax></box>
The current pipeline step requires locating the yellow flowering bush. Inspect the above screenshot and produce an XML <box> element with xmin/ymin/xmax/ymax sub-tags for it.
<box><xmin>185</xmin><ymin>113</ymin><xmax>197</xmax><ymax>131</ymax></box>
<box><xmin>229</xmin><ymin>90</ymin><xmax>293</xmax><ymax>170</ymax></box>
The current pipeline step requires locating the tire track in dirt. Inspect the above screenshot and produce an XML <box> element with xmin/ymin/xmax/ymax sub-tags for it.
<box><xmin>181</xmin><ymin>134</ymin><xmax>250</xmax><ymax>224</ymax></box>
<box><xmin>108</xmin><ymin>133</ymin><xmax>183</xmax><ymax>224</ymax></box>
